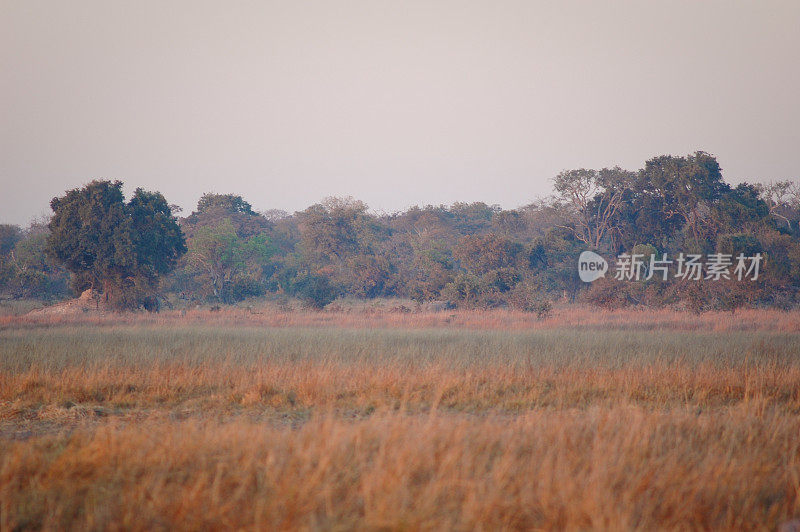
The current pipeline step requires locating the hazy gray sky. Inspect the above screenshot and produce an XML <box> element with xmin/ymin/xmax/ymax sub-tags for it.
<box><xmin>2</xmin><ymin>0</ymin><xmax>799</xmax><ymax>224</ymax></box>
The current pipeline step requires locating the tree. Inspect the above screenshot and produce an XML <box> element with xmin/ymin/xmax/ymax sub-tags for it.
<box><xmin>642</xmin><ymin>152</ymin><xmax>728</xmax><ymax>248</ymax></box>
<box><xmin>47</xmin><ymin>180</ymin><xmax>185</xmax><ymax>310</ymax></box>
<box><xmin>345</xmin><ymin>254</ymin><xmax>391</xmax><ymax>298</ymax></box>
<box><xmin>534</xmin><ymin>227</ymin><xmax>585</xmax><ymax>301</ymax></box>
<box><xmin>453</xmin><ymin>234</ymin><xmax>523</xmax><ymax>275</ymax></box>
<box><xmin>611</xmin><ymin>186</ymin><xmax>684</xmax><ymax>253</ymax></box>
<box><xmin>289</xmin><ymin>271</ymin><xmax>338</xmax><ymax>309</ymax></box>
<box><xmin>178</xmin><ymin>192</ymin><xmax>277</xmax><ymax>302</ymax></box>
<box><xmin>128</xmin><ymin>189</ymin><xmax>188</xmax><ymax>282</ymax></box>
<box><xmin>405</xmin><ymin>244</ymin><xmax>455</xmax><ymax>302</ymax></box>
<box><xmin>0</xmin><ymin>225</ymin><xmax>22</xmax><ymax>256</ymax></box>
<box><xmin>295</xmin><ymin>197</ymin><xmax>392</xmax><ymax>297</ymax></box>
<box><xmin>2</xmin><ymin>230</ymin><xmax>70</xmax><ymax>299</ymax></box>
<box><xmin>182</xmin><ymin>193</ymin><xmax>272</xmax><ymax>240</ymax></box>
<box><xmin>183</xmin><ymin>218</ymin><xmax>275</xmax><ymax>303</ymax></box>
<box><xmin>491</xmin><ymin>210</ymin><xmax>527</xmax><ymax>238</ymax></box>
<box><xmin>196</xmin><ymin>193</ymin><xmax>256</xmax><ymax>216</ymax></box>
<box><xmin>442</xmin><ymin>273</ymin><xmax>482</xmax><ymax>308</ymax></box>
<box><xmin>298</xmin><ymin>197</ymin><xmax>370</xmax><ymax>264</ymax></box>
<box><xmin>756</xmin><ymin>181</ymin><xmax>800</xmax><ymax>234</ymax></box>
<box><xmin>553</xmin><ymin>167</ymin><xmax>634</xmax><ymax>249</ymax></box>
<box><xmin>714</xmin><ymin>183</ymin><xmax>771</xmax><ymax>234</ymax></box>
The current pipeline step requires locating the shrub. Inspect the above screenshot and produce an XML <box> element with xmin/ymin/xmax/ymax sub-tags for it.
<box><xmin>583</xmin><ymin>277</ymin><xmax>629</xmax><ymax>309</ymax></box>
<box><xmin>507</xmin><ymin>280</ymin><xmax>552</xmax><ymax>318</ymax></box>
<box><xmin>441</xmin><ymin>274</ymin><xmax>482</xmax><ymax>308</ymax></box>
<box><xmin>291</xmin><ymin>272</ymin><xmax>338</xmax><ymax>309</ymax></box>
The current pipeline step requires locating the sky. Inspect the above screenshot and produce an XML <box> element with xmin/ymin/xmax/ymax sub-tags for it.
<box><xmin>1</xmin><ymin>0</ymin><xmax>799</xmax><ymax>225</ymax></box>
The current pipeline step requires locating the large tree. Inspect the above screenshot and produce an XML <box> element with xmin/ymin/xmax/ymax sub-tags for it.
<box><xmin>183</xmin><ymin>218</ymin><xmax>275</xmax><ymax>303</ymax></box>
<box><xmin>47</xmin><ymin>180</ymin><xmax>186</xmax><ymax>310</ymax></box>
<box><xmin>553</xmin><ymin>167</ymin><xmax>635</xmax><ymax>249</ymax></box>
<box><xmin>179</xmin><ymin>193</ymin><xmax>276</xmax><ymax>303</ymax></box>
<box><xmin>181</xmin><ymin>193</ymin><xmax>272</xmax><ymax>240</ymax></box>
<box><xmin>641</xmin><ymin>151</ymin><xmax>728</xmax><ymax>248</ymax></box>
<box><xmin>297</xmin><ymin>197</ymin><xmax>370</xmax><ymax>264</ymax></box>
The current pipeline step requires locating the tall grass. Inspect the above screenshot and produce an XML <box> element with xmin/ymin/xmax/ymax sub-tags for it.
<box><xmin>3</xmin><ymin>409</ymin><xmax>798</xmax><ymax>530</ymax></box>
<box><xmin>1</xmin><ymin>322</ymin><xmax>800</xmax><ymax>529</ymax></box>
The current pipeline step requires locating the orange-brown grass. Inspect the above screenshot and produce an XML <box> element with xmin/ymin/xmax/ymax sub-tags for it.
<box><xmin>4</xmin><ymin>302</ymin><xmax>800</xmax><ymax>332</ymax></box>
<box><xmin>1</xmin><ymin>324</ymin><xmax>800</xmax><ymax>529</ymax></box>
<box><xmin>2</xmin><ymin>409</ymin><xmax>799</xmax><ymax>530</ymax></box>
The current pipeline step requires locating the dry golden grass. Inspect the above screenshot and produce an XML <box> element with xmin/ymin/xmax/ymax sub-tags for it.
<box><xmin>1</xmin><ymin>311</ymin><xmax>800</xmax><ymax>530</ymax></box>
<box><xmin>5</xmin><ymin>301</ymin><xmax>800</xmax><ymax>331</ymax></box>
<box><xmin>3</xmin><ymin>408</ymin><xmax>798</xmax><ymax>531</ymax></box>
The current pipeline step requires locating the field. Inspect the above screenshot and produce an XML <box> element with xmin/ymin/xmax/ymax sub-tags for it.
<box><xmin>1</xmin><ymin>307</ymin><xmax>800</xmax><ymax>530</ymax></box>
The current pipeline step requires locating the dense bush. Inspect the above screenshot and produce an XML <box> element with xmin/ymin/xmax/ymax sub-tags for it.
<box><xmin>3</xmin><ymin>153</ymin><xmax>800</xmax><ymax>312</ymax></box>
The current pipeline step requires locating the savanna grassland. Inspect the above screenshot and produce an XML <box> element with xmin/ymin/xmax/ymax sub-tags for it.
<box><xmin>1</xmin><ymin>307</ymin><xmax>800</xmax><ymax>530</ymax></box>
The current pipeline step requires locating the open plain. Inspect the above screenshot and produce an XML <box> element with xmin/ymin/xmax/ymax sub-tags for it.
<box><xmin>1</xmin><ymin>306</ymin><xmax>799</xmax><ymax>530</ymax></box>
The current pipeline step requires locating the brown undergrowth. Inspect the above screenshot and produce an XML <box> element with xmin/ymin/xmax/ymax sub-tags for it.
<box><xmin>4</xmin><ymin>302</ymin><xmax>800</xmax><ymax>332</ymax></box>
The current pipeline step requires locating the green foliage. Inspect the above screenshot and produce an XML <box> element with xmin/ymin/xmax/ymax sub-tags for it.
<box><xmin>0</xmin><ymin>231</ymin><xmax>70</xmax><ymax>299</ymax></box>
<box><xmin>715</xmin><ymin>184</ymin><xmax>770</xmax><ymax>233</ymax></box>
<box><xmin>0</xmin><ymin>225</ymin><xmax>22</xmax><ymax>256</ymax></box>
<box><xmin>6</xmin><ymin>153</ymin><xmax>800</xmax><ymax>312</ymax></box>
<box><xmin>183</xmin><ymin>219</ymin><xmax>274</xmax><ymax>303</ymax></box>
<box><xmin>196</xmin><ymin>193</ymin><xmax>256</xmax><ymax>215</ymax></box>
<box><xmin>298</xmin><ymin>197</ymin><xmax>370</xmax><ymax>263</ymax></box>
<box><xmin>553</xmin><ymin>167</ymin><xmax>635</xmax><ymax>249</ymax></box>
<box><xmin>345</xmin><ymin>254</ymin><xmax>391</xmax><ymax>298</ymax></box>
<box><xmin>532</xmin><ymin>229</ymin><xmax>584</xmax><ymax>300</ymax></box>
<box><xmin>482</xmin><ymin>268</ymin><xmax>520</xmax><ymax>293</ymax></box>
<box><xmin>507</xmin><ymin>280</ymin><xmax>553</xmax><ymax>318</ymax></box>
<box><xmin>454</xmin><ymin>234</ymin><xmax>523</xmax><ymax>275</ymax></box>
<box><xmin>716</xmin><ymin>234</ymin><xmax>762</xmax><ymax>256</ymax></box>
<box><xmin>178</xmin><ymin>192</ymin><xmax>278</xmax><ymax>304</ymax></box>
<box><xmin>128</xmin><ymin>188</ymin><xmax>187</xmax><ymax>277</ymax></box>
<box><xmin>46</xmin><ymin>180</ymin><xmax>185</xmax><ymax>309</ymax></box>
<box><xmin>442</xmin><ymin>274</ymin><xmax>482</xmax><ymax>308</ymax></box>
<box><xmin>642</xmin><ymin>152</ymin><xmax>728</xmax><ymax>246</ymax></box>
<box><xmin>289</xmin><ymin>271</ymin><xmax>338</xmax><ymax>309</ymax></box>
<box><xmin>631</xmin><ymin>243</ymin><xmax>658</xmax><ymax>260</ymax></box>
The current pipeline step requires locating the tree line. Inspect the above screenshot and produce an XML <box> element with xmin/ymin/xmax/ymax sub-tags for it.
<box><xmin>1</xmin><ymin>151</ymin><xmax>799</xmax><ymax>312</ymax></box>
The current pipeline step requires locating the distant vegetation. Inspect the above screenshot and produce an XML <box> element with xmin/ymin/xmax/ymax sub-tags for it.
<box><xmin>1</xmin><ymin>151</ymin><xmax>799</xmax><ymax>311</ymax></box>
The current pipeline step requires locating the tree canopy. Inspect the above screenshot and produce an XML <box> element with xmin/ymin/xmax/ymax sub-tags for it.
<box><xmin>2</xmin><ymin>152</ymin><xmax>800</xmax><ymax>313</ymax></box>
<box><xmin>46</xmin><ymin>180</ymin><xmax>185</xmax><ymax>310</ymax></box>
